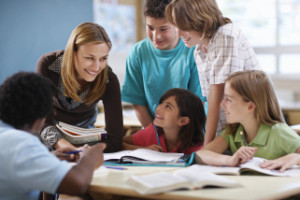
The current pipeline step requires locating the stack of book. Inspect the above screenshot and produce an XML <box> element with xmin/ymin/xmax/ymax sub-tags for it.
<box><xmin>56</xmin><ymin>121</ymin><xmax>107</xmax><ymax>144</ymax></box>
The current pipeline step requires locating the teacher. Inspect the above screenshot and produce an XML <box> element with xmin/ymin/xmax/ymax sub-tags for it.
<box><xmin>36</xmin><ymin>22</ymin><xmax>123</xmax><ymax>152</ymax></box>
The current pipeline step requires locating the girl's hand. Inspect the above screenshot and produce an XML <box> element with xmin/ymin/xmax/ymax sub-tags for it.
<box><xmin>145</xmin><ymin>144</ymin><xmax>164</xmax><ymax>152</ymax></box>
<box><xmin>260</xmin><ymin>153</ymin><xmax>300</xmax><ymax>172</ymax></box>
<box><xmin>228</xmin><ymin>146</ymin><xmax>257</xmax><ymax>166</ymax></box>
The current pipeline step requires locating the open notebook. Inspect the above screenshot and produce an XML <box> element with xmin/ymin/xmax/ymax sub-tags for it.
<box><xmin>103</xmin><ymin>148</ymin><xmax>195</xmax><ymax>167</ymax></box>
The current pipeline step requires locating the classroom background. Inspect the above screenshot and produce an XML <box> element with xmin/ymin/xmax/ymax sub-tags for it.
<box><xmin>1</xmin><ymin>0</ymin><xmax>300</xmax><ymax>124</ymax></box>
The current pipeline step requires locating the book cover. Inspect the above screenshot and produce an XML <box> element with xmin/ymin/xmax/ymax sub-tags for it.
<box><xmin>56</xmin><ymin>121</ymin><xmax>107</xmax><ymax>144</ymax></box>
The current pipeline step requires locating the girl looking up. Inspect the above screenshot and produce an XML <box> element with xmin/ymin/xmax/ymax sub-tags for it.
<box><xmin>196</xmin><ymin>70</ymin><xmax>300</xmax><ymax>166</ymax></box>
<box><xmin>123</xmin><ymin>88</ymin><xmax>206</xmax><ymax>154</ymax></box>
<box><xmin>166</xmin><ymin>0</ymin><xmax>261</xmax><ymax>145</ymax></box>
<box><xmin>36</xmin><ymin>22</ymin><xmax>123</xmax><ymax>152</ymax></box>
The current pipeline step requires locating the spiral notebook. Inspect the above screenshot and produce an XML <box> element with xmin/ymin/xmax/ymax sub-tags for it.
<box><xmin>103</xmin><ymin>148</ymin><xmax>195</xmax><ymax>167</ymax></box>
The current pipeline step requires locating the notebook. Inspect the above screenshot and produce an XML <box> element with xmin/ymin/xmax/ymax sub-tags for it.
<box><xmin>103</xmin><ymin>148</ymin><xmax>195</xmax><ymax>167</ymax></box>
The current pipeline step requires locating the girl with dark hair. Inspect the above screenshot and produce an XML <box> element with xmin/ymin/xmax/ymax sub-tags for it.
<box><xmin>123</xmin><ymin>88</ymin><xmax>206</xmax><ymax>154</ymax></box>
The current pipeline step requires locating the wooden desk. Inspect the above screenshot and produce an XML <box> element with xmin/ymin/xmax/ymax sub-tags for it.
<box><xmin>280</xmin><ymin>100</ymin><xmax>300</xmax><ymax>125</ymax></box>
<box><xmin>88</xmin><ymin>166</ymin><xmax>300</xmax><ymax>200</ymax></box>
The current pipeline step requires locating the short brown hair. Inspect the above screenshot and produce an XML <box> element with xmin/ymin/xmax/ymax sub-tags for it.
<box><xmin>144</xmin><ymin>0</ymin><xmax>172</xmax><ymax>18</ymax></box>
<box><xmin>166</xmin><ymin>0</ymin><xmax>231</xmax><ymax>39</ymax></box>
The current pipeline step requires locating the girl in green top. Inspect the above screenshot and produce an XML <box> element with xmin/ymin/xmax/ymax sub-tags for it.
<box><xmin>196</xmin><ymin>70</ymin><xmax>300</xmax><ymax>167</ymax></box>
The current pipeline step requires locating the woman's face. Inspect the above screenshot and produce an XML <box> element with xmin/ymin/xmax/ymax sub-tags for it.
<box><xmin>177</xmin><ymin>28</ymin><xmax>201</xmax><ymax>48</ymax></box>
<box><xmin>74</xmin><ymin>42</ymin><xmax>110</xmax><ymax>83</ymax></box>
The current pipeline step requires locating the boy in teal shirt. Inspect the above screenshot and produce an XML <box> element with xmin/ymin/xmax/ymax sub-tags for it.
<box><xmin>121</xmin><ymin>0</ymin><xmax>205</xmax><ymax>127</ymax></box>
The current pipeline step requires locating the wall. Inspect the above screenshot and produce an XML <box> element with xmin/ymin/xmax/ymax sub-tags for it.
<box><xmin>1</xmin><ymin>0</ymin><xmax>300</xmax><ymax>107</ymax></box>
<box><xmin>0</xmin><ymin>0</ymin><xmax>93</xmax><ymax>84</ymax></box>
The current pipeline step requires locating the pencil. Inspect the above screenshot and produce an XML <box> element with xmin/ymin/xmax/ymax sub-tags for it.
<box><xmin>65</xmin><ymin>150</ymin><xmax>83</xmax><ymax>154</ymax></box>
<box><xmin>240</xmin><ymin>131</ymin><xmax>247</xmax><ymax>146</ymax></box>
<box><xmin>154</xmin><ymin>124</ymin><xmax>161</xmax><ymax>146</ymax></box>
<box><xmin>104</xmin><ymin>166</ymin><xmax>127</xmax><ymax>170</ymax></box>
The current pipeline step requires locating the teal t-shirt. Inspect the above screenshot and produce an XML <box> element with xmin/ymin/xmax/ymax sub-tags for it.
<box><xmin>121</xmin><ymin>38</ymin><xmax>205</xmax><ymax>117</ymax></box>
<box><xmin>221</xmin><ymin>123</ymin><xmax>300</xmax><ymax>160</ymax></box>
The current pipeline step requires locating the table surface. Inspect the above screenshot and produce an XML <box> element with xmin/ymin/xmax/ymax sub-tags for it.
<box><xmin>88</xmin><ymin>165</ymin><xmax>300</xmax><ymax>200</ymax></box>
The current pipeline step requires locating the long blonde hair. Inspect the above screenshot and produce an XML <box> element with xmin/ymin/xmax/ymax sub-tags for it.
<box><xmin>224</xmin><ymin>70</ymin><xmax>284</xmax><ymax>135</ymax></box>
<box><xmin>61</xmin><ymin>22</ymin><xmax>112</xmax><ymax>105</ymax></box>
<box><xmin>165</xmin><ymin>0</ymin><xmax>231</xmax><ymax>40</ymax></box>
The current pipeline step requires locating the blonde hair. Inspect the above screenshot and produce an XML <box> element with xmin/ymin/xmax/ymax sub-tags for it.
<box><xmin>224</xmin><ymin>70</ymin><xmax>284</xmax><ymax>135</ymax></box>
<box><xmin>166</xmin><ymin>0</ymin><xmax>231</xmax><ymax>39</ymax></box>
<box><xmin>61</xmin><ymin>22</ymin><xmax>112</xmax><ymax>105</ymax></box>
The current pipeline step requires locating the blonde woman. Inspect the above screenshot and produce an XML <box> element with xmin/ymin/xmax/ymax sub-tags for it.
<box><xmin>166</xmin><ymin>0</ymin><xmax>261</xmax><ymax>146</ymax></box>
<box><xmin>36</xmin><ymin>22</ymin><xmax>123</xmax><ymax>152</ymax></box>
<box><xmin>196</xmin><ymin>70</ymin><xmax>300</xmax><ymax>166</ymax></box>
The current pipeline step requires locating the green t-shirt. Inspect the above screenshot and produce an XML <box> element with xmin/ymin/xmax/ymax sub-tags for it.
<box><xmin>221</xmin><ymin>123</ymin><xmax>300</xmax><ymax>160</ymax></box>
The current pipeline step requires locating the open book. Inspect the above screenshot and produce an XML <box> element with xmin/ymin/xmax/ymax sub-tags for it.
<box><xmin>127</xmin><ymin>165</ymin><xmax>241</xmax><ymax>194</ymax></box>
<box><xmin>56</xmin><ymin>121</ymin><xmax>107</xmax><ymax>144</ymax></box>
<box><xmin>193</xmin><ymin>157</ymin><xmax>300</xmax><ymax>177</ymax></box>
<box><xmin>103</xmin><ymin>148</ymin><xmax>194</xmax><ymax>167</ymax></box>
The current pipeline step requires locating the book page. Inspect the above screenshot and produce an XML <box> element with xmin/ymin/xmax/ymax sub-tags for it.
<box><xmin>58</xmin><ymin>121</ymin><xmax>106</xmax><ymax>135</ymax></box>
<box><xmin>183</xmin><ymin>164</ymin><xmax>241</xmax><ymax>175</ymax></box>
<box><xmin>104</xmin><ymin>150</ymin><xmax>133</xmax><ymax>161</ymax></box>
<box><xmin>128</xmin><ymin>172</ymin><xmax>190</xmax><ymax>194</ymax></box>
<box><xmin>240</xmin><ymin>157</ymin><xmax>300</xmax><ymax>177</ymax></box>
<box><xmin>173</xmin><ymin>166</ymin><xmax>241</xmax><ymax>188</ymax></box>
<box><xmin>126</xmin><ymin>148</ymin><xmax>184</xmax><ymax>162</ymax></box>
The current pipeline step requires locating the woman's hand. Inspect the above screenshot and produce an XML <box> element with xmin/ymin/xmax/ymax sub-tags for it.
<box><xmin>228</xmin><ymin>146</ymin><xmax>257</xmax><ymax>166</ymax></box>
<box><xmin>260</xmin><ymin>153</ymin><xmax>300</xmax><ymax>172</ymax></box>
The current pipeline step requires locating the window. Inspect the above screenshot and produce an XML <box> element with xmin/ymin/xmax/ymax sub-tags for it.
<box><xmin>218</xmin><ymin>0</ymin><xmax>300</xmax><ymax>75</ymax></box>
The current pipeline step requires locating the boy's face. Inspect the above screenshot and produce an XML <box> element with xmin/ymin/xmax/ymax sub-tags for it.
<box><xmin>177</xmin><ymin>29</ymin><xmax>201</xmax><ymax>48</ymax></box>
<box><xmin>145</xmin><ymin>16</ymin><xmax>179</xmax><ymax>50</ymax></box>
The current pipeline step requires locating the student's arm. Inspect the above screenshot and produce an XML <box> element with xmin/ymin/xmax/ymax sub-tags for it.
<box><xmin>196</xmin><ymin>136</ymin><xmax>257</xmax><ymax>166</ymax></box>
<box><xmin>204</xmin><ymin>84</ymin><xmax>225</xmax><ymax>146</ymax></box>
<box><xmin>133</xmin><ymin>105</ymin><xmax>153</xmax><ymax>128</ymax></box>
<box><xmin>123</xmin><ymin>135</ymin><xmax>163</xmax><ymax>152</ymax></box>
<box><xmin>57</xmin><ymin>143</ymin><xmax>106</xmax><ymax>195</ymax></box>
<box><xmin>260</xmin><ymin>147</ymin><xmax>300</xmax><ymax>172</ymax></box>
<box><xmin>54</xmin><ymin>138</ymin><xmax>79</xmax><ymax>151</ymax></box>
<box><xmin>196</xmin><ymin>136</ymin><xmax>230</xmax><ymax>165</ymax></box>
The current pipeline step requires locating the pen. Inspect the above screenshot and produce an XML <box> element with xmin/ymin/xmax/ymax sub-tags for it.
<box><xmin>240</xmin><ymin>131</ymin><xmax>247</xmax><ymax>146</ymax></box>
<box><xmin>65</xmin><ymin>150</ymin><xmax>82</xmax><ymax>154</ymax></box>
<box><xmin>104</xmin><ymin>166</ymin><xmax>127</xmax><ymax>170</ymax></box>
<box><xmin>154</xmin><ymin>124</ymin><xmax>161</xmax><ymax>146</ymax></box>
